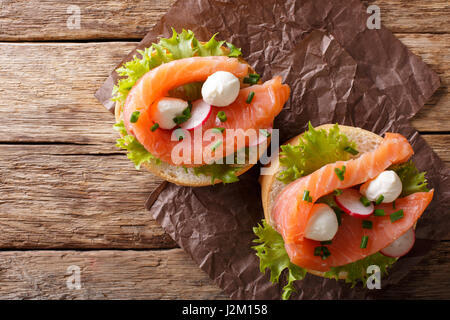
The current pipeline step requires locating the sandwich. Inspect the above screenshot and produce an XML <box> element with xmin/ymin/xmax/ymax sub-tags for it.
<box><xmin>112</xmin><ymin>29</ymin><xmax>290</xmax><ymax>186</ymax></box>
<box><xmin>254</xmin><ymin>123</ymin><xmax>433</xmax><ymax>299</ymax></box>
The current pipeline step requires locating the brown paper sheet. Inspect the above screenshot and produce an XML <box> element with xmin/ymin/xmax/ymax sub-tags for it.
<box><xmin>95</xmin><ymin>0</ymin><xmax>447</xmax><ymax>299</ymax></box>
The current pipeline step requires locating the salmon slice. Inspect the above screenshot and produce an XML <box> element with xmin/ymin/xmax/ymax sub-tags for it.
<box><xmin>272</xmin><ymin>133</ymin><xmax>414</xmax><ymax>244</ymax></box>
<box><xmin>285</xmin><ymin>190</ymin><xmax>433</xmax><ymax>271</ymax></box>
<box><xmin>122</xmin><ymin>56</ymin><xmax>290</xmax><ymax>166</ymax></box>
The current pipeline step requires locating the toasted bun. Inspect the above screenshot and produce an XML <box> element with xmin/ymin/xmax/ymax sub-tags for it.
<box><xmin>115</xmin><ymin>50</ymin><xmax>258</xmax><ymax>186</ymax></box>
<box><xmin>260</xmin><ymin>124</ymin><xmax>384</xmax><ymax>279</ymax></box>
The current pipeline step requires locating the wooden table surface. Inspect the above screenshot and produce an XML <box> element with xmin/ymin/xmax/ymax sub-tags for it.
<box><xmin>0</xmin><ymin>0</ymin><xmax>449</xmax><ymax>299</ymax></box>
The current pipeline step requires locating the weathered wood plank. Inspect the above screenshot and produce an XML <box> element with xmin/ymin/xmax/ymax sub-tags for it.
<box><xmin>0</xmin><ymin>137</ymin><xmax>448</xmax><ymax>250</ymax></box>
<box><xmin>0</xmin><ymin>34</ymin><xmax>448</xmax><ymax>149</ymax></box>
<box><xmin>0</xmin><ymin>144</ymin><xmax>175</xmax><ymax>249</ymax></box>
<box><xmin>422</xmin><ymin>135</ymin><xmax>450</xmax><ymax>163</ymax></box>
<box><xmin>366</xmin><ymin>0</ymin><xmax>450</xmax><ymax>34</ymax></box>
<box><xmin>0</xmin><ymin>0</ymin><xmax>448</xmax><ymax>41</ymax></box>
<box><xmin>0</xmin><ymin>0</ymin><xmax>177</xmax><ymax>41</ymax></box>
<box><xmin>0</xmin><ymin>242</ymin><xmax>448</xmax><ymax>299</ymax></box>
<box><xmin>0</xmin><ymin>42</ymin><xmax>135</xmax><ymax>145</ymax></box>
<box><xmin>0</xmin><ymin>249</ymin><xmax>226</xmax><ymax>299</ymax></box>
<box><xmin>399</xmin><ymin>33</ymin><xmax>449</xmax><ymax>132</ymax></box>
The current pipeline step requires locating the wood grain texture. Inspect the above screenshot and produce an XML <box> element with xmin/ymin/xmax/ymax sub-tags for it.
<box><xmin>0</xmin><ymin>144</ymin><xmax>175</xmax><ymax>249</ymax></box>
<box><xmin>0</xmin><ymin>0</ymin><xmax>448</xmax><ymax>300</ymax></box>
<box><xmin>0</xmin><ymin>136</ymin><xmax>448</xmax><ymax>250</ymax></box>
<box><xmin>0</xmin><ymin>0</ymin><xmax>177</xmax><ymax>41</ymax></box>
<box><xmin>0</xmin><ymin>42</ymin><xmax>136</xmax><ymax>145</ymax></box>
<box><xmin>0</xmin><ymin>249</ymin><xmax>226</xmax><ymax>299</ymax></box>
<box><xmin>0</xmin><ymin>34</ymin><xmax>448</xmax><ymax>148</ymax></box>
<box><xmin>0</xmin><ymin>0</ymin><xmax>448</xmax><ymax>41</ymax></box>
<box><xmin>0</xmin><ymin>242</ymin><xmax>448</xmax><ymax>300</ymax></box>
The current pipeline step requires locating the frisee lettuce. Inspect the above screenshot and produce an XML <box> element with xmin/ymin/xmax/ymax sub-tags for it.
<box><xmin>252</xmin><ymin>220</ymin><xmax>397</xmax><ymax>299</ymax></box>
<box><xmin>112</xmin><ymin>28</ymin><xmax>242</xmax><ymax>103</ymax></box>
<box><xmin>252</xmin><ymin>220</ymin><xmax>307</xmax><ymax>300</ymax></box>
<box><xmin>113</xmin><ymin>121</ymin><xmax>158</xmax><ymax>169</ymax></box>
<box><xmin>324</xmin><ymin>253</ymin><xmax>397</xmax><ymax>286</ymax></box>
<box><xmin>389</xmin><ymin>161</ymin><xmax>429</xmax><ymax>197</ymax></box>
<box><xmin>193</xmin><ymin>163</ymin><xmax>242</xmax><ymax>184</ymax></box>
<box><xmin>114</xmin><ymin>120</ymin><xmax>242</xmax><ymax>183</ymax></box>
<box><xmin>277</xmin><ymin>122</ymin><xmax>357</xmax><ymax>184</ymax></box>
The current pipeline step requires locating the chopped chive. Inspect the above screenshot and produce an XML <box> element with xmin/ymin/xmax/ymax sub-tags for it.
<box><xmin>183</xmin><ymin>166</ymin><xmax>188</xmax><ymax>173</ymax></box>
<box><xmin>334</xmin><ymin>189</ymin><xmax>343</xmax><ymax>196</ymax></box>
<box><xmin>259</xmin><ymin>128</ymin><xmax>271</xmax><ymax>137</ymax></box>
<box><xmin>375</xmin><ymin>195</ymin><xmax>384</xmax><ymax>205</ymax></box>
<box><xmin>243</xmin><ymin>73</ymin><xmax>260</xmax><ymax>84</ymax></box>
<box><xmin>362</xmin><ymin>220</ymin><xmax>373</xmax><ymax>229</ymax></box>
<box><xmin>302</xmin><ymin>190</ymin><xmax>312</xmax><ymax>202</ymax></box>
<box><xmin>390</xmin><ymin>209</ymin><xmax>404</xmax><ymax>223</ymax></box>
<box><xmin>393</xmin><ymin>200</ymin><xmax>396</xmax><ymax>209</ymax></box>
<box><xmin>344</xmin><ymin>146</ymin><xmax>359</xmax><ymax>155</ymax></box>
<box><xmin>314</xmin><ymin>246</ymin><xmax>322</xmax><ymax>256</ymax></box>
<box><xmin>130</xmin><ymin>111</ymin><xmax>140</xmax><ymax>123</ymax></box>
<box><xmin>150</xmin><ymin>123</ymin><xmax>159</xmax><ymax>132</ymax></box>
<box><xmin>173</xmin><ymin>102</ymin><xmax>192</xmax><ymax>125</ymax></box>
<box><xmin>212</xmin><ymin>127</ymin><xmax>225</xmax><ymax>133</ymax></box>
<box><xmin>211</xmin><ymin>140</ymin><xmax>223</xmax><ymax>151</ymax></box>
<box><xmin>321</xmin><ymin>246</ymin><xmax>331</xmax><ymax>260</ymax></box>
<box><xmin>359</xmin><ymin>196</ymin><xmax>371</xmax><ymax>207</ymax></box>
<box><xmin>314</xmin><ymin>246</ymin><xmax>331</xmax><ymax>260</ymax></box>
<box><xmin>374</xmin><ymin>209</ymin><xmax>386</xmax><ymax>216</ymax></box>
<box><xmin>246</xmin><ymin>91</ymin><xmax>255</xmax><ymax>104</ymax></box>
<box><xmin>360</xmin><ymin>235</ymin><xmax>369</xmax><ymax>249</ymax></box>
<box><xmin>217</xmin><ymin>111</ymin><xmax>227</xmax><ymax>122</ymax></box>
<box><xmin>334</xmin><ymin>166</ymin><xmax>346</xmax><ymax>181</ymax></box>
<box><xmin>320</xmin><ymin>240</ymin><xmax>332</xmax><ymax>245</ymax></box>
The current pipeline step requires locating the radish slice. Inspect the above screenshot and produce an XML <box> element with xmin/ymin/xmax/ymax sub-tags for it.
<box><xmin>381</xmin><ymin>228</ymin><xmax>415</xmax><ymax>258</ymax></box>
<box><xmin>180</xmin><ymin>99</ymin><xmax>212</xmax><ymax>131</ymax></box>
<box><xmin>335</xmin><ymin>188</ymin><xmax>374</xmax><ymax>218</ymax></box>
<box><xmin>248</xmin><ymin>128</ymin><xmax>272</xmax><ymax>147</ymax></box>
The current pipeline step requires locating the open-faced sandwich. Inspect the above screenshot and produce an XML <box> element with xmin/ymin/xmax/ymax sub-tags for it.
<box><xmin>112</xmin><ymin>29</ymin><xmax>290</xmax><ymax>186</ymax></box>
<box><xmin>254</xmin><ymin>123</ymin><xmax>433</xmax><ymax>299</ymax></box>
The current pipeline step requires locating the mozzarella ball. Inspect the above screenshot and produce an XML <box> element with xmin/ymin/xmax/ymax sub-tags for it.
<box><xmin>201</xmin><ymin>71</ymin><xmax>240</xmax><ymax>107</ymax></box>
<box><xmin>153</xmin><ymin>97</ymin><xmax>189</xmax><ymax>130</ymax></box>
<box><xmin>304</xmin><ymin>204</ymin><xmax>339</xmax><ymax>242</ymax></box>
<box><xmin>360</xmin><ymin>170</ymin><xmax>402</xmax><ymax>203</ymax></box>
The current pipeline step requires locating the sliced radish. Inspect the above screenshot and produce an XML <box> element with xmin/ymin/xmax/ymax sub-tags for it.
<box><xmin>248</xmin><ymin>128</ymin><xmax>272</xmax><ymax>148</ymax></box>
<box><xmin>381</xmin><ymin>228</ymin><xmax>415</xmax><ymax>258</ymax></box>
<box><xmin>180</xmin><ymin>99</ymin><xmax>212</xmax><ymax>131</ymax></box>
<box><xmin>335</xmin><ymin>188</ymin><xmax>374</xmax><ymax>218</ymax></box>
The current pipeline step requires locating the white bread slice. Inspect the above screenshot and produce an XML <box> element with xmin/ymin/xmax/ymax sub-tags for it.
<box><xmin>260</xmin><ymin>124</ymin><xmax>384</xmax><ymax>278</ymax></box>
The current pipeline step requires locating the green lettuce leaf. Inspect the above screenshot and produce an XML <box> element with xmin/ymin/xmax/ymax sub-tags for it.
<box><xmin>252</xmin><ymin>220</ymin><xmax>307</xmax><ymax>300</ymax></box>
<box><xmin>277</xmin><ymin>123</ymin><xmax>357</xmax><ymax>184</ymax></box>
<box><xmin>113</xmin><ymin>121</ymin><xmax>157</xmax><ymax>169</ymax></box>
<box><xmin>193</xmin><ymin>163</ymin><xmax>242</xmax><ymax>184</ymax></box>
<box><xmin>112</xmin><ymin>28</ymin><xmax>242</xmax><ymax>104</ymax></box>
<box><xmin>389</xmin><ymin>161</ymin><xmax>429</xmax><ymax>197</ymax></box>
<box><xmin>323</xmin><ymin>253</ymin><xmax>397</xmax><ymax>287</ymax></box>
<box><xmin>226</xmin><ymin>42</ymin><xmax>243</xmax><ymax>57</ymax></box>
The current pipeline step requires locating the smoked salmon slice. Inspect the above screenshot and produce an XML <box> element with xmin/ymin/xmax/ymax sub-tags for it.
<box><xmin>122</xmin><ymin>56</ymin><xmax>290</xmax><ymax>165</ymax></box>
<box><xmin>270</xmin><ymin>132</ymin><xmax>434</xmax><ymax>271</ymax></box>
<box><xmin>272</xmin><ymin>133</ymin><xmax>414</xmax><ymax>245</ymax></box>
<box><xmin>284</xmin><ymin>190</ymin><xmax>433</xmax><ymax>271</ymax></box>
